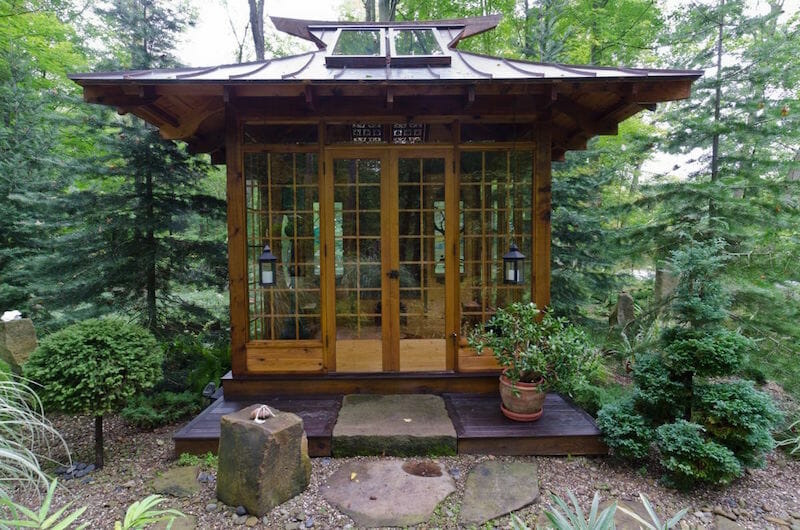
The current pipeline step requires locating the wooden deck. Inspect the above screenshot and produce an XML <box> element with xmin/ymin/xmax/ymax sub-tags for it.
<box><xmin>173</xmin><ymin>392</ymin><xmax>606</xmax><ymax>457</ymax></box>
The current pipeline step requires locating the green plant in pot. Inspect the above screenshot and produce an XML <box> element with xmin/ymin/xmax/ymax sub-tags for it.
<box><xmin>468</xmin><ymin>302</ymin><xmax>597</xmax><ymax>421</ymax></box>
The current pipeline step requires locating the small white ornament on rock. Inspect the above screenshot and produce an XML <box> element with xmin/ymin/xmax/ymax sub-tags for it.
<box><xmin>1</xmin><ymin>310</ymin><xmax>21</xmax><ymax>322</ymax></box>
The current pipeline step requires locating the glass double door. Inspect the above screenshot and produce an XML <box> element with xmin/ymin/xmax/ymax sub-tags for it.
<box><xmin>323</xmin><ymin>148</ymin><xmax>456</xmax><ymax>372</ymax></box>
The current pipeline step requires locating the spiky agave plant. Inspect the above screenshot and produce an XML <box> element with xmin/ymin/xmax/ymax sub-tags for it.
<box><xmin>0</xmin><ymin>377</ymin><xmax>70</xmax><ymax>496</ymax></box>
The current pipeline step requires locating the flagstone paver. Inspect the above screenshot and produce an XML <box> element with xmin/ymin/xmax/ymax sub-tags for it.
<box><xmin>459</xmin><ymin>460</ymin><xmax>540</xmax><ymax>526</ymax></box>
<box><xmin>321</xmin><ymin>459</ymin><xmax>455</xmax><ymax>528</ymax></box>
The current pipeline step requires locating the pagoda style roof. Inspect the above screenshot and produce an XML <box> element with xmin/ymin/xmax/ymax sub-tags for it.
<box><xmin>69</xmin><ymin>15</ymin><xmax>701</xmax><ymax>161</ymax></box>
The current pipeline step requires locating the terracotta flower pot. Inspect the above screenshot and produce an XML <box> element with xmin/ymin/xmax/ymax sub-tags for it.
<box><xmin>499</xmin><ymin>372</ymin><xmax>545</xmax><ymax>422</ymax></box>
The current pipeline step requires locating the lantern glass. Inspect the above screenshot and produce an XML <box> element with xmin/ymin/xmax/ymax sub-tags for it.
<box><xmin>503</xmin><ymin>242</ymin><xmax>525</xmax><ymax>285</ymax></box>
<box><xmin>258</xmin><ymin>244</ymin><xmax>277</xmax><ymax>286</ymax></box>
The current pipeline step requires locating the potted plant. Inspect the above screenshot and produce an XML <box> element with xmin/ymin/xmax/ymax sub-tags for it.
<box><xmin>468</xmin><ymin>302</ymin><xmax>597</xmax><ymax>421</ymax></box>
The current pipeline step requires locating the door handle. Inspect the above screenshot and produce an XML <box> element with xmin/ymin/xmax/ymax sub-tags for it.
<box><xmin>387</xmin><ymin>269</ymin><xmax>399</xmax><ymax>279</ymax></box>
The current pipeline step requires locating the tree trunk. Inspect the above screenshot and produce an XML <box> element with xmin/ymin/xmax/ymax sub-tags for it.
<box><xmin>248</xmin><ymin>0</ymin><xmax>266</xmax><ymax>61</ymax></box>
<box><xmin>146</xmin><ymin>164</ymin><xmax>157</xmax><ymax>331</ymax></box>
<box><xmin>710</xmin><ymin>0</ymin><xmax>725</xmax><ymax>219</ymax></box>
<box><xmin>378</xmin><ymin>0</ymin><xmax>396</xmax><ymax>21</ymax></box>
<box><xmin>363</xmin><ymin>0</ymin><xmax>375</xmax><ymax>21</ymax></box>
<box><xmin>95</xmin><ymin>415</ymin><xmax>104</xmax><ymax>468</ymax></box>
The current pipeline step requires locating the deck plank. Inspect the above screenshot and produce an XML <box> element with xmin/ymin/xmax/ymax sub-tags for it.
<box><xmin>173</xmin><ymin>394</ymin><xmax>342</xmax><ymax>457</ymax></box>
<box><xmin>443</xmin><ymin>393</ymin><xmax>607</xmax><ymax>456</ymax></box>
<box><xmin>174</xmin><ymin>392</ymin><xmax>606</xmax><ymax>457</ymax></box>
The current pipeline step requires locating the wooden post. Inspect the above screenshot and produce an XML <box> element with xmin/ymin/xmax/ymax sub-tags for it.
<box><xmin>225</xmin><ymin>99</ymin><xmax>248</xmax><ymax>375</ymax></box>
<box><xmin>532</xmin><ymin>127</ymin><xmax>552</xmax><ymax>310</ymax></box>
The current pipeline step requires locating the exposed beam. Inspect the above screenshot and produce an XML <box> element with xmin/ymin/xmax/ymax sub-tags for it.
<box><xmin>305</xmin><ymin>85</ymin><xmax>315</xmax><ymax>111</ymax></box>
<box><xmin>160</xmin><ymin>99</ymin><xmax>223</xmax><ymax>140</ymax></box>
<box><xmin>552</xmin><ymin>100</ymin><xmax>617</xmax><ymax>136</ymax></box>
<box><xmin>464</xmin><ymin>85</ymin><xmax>475</xmax><ymax>109</ymax></box>
<box><xmin>136</xmin><ymin>105</ymin><xmax>180</xmax><ymax>128</ymax></box>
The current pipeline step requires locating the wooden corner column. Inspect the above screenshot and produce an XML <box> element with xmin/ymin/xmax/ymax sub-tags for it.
<box><xmin>225</xmin><ymin>99</ymin><xmax>247</xmax><ymax>375</ymax></box>
<box><xmin>532</xmin><ymin>127</ymin><xmax>552</xmax><ymax>310</ymax></box>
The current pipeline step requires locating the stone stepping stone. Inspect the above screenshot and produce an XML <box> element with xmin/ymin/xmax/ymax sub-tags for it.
<box><xmin>332</xmin><ymin>394</ymin><xmax>457</xmax><ymax>456</ymax></box>
<box><xmin>459</xmin><ymin>460</ymin><xmax>540</xmax><ymax>526</ymax></box>
<box><xmin>321</xmin><ymin>459</ymin><xmax>455</xmax><ymax>528</ymax></box>
<box><xmin>151</xmin><ymin>465</ymin><xmax>201</xmax><ymax>498</ymax></box>
<box><xmin>153</xmin><ymin>515</ymin><xmax>197</xmax><ymax>530</ymax></box>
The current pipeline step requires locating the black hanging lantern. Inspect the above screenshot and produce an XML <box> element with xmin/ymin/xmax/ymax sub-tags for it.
<box><xmin>503</xmin><ymin>242</ymin><xmax>525</xmax><ymax>285</ymax></box>
<box><xmin>258</xmin><ymin>244</ymin><xmax>277</xmax><ymax>287</ymax></box>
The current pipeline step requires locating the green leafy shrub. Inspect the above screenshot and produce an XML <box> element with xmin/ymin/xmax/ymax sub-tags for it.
<box><xmin>630</xmin><ymin>353</ymin><xmax>687</xmax><ymax>423</ymax></box>
<box><xmin>597</xmin><ymin>241</ymin><xmax>779</xmax><ymax>488</ymax></box>
<box><xmin>661</xmin><ymin>327</ymin><xmax>749</xmax><ymax>376</ymax></box>
<box><xmin>121</xmin><ymin>391</ymin><xmax>203</xmax><ymax>429</ymax></box>
<box><xmin>656</xmin><ymin>420</ymin><xmax>742</xmax><ymax>488</ymax></box>
<box><xmin>177</xmin><ymin>451</ymin><xmax>218</xmax><ymax>469</ymax></box>
<box><xmin>596</xmin><ymin>397</ymin><xmax>653</xmax><ymax>460</ymax></box>
<box><xmin>160</xmin><ymin>334</ymin><xmax>230</xmax><ymax>394</ymax></box>
<box><xmin>468</xmin><ymin>302</ymin><xmax>599</xmax><ymax>395</ymax></box>
<box><xmin>24</xmin><ymin>318</ymin><xmax>162</xmax><ymax>467</ymax></box>
<box><xmin>693</xmin><ymin>381</ymin><xmax>781</xmax><ymax>466</ymax></box>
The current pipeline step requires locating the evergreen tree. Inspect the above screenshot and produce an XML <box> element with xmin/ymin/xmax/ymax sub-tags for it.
<box><xmin>0</xmin><ymin>0</ymin><xmax>86</xmax><ymax>312</ymax></box>
<box><xmin>597</xmin><ymin>240</ymin><xmax>780</xmax><ymax>488</ymax></box>
<box><xmin>38</xmin><ymin>0</ymin><xmax>227</xmax><ymax>334</ymax></box>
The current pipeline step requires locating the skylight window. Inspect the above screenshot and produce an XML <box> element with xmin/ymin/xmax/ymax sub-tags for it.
<box><xmin>332</xmin><ymin>30</ymin><xmax>382</xmax><ymax>56</ymax></box>
<box><xmin>393</xmin><ymin>29</ymin><xmax>443</xmax><ymax>56</ymax></box>
<box><xmin>325</xmin><ymin>26</ymin><xmax>450</xmax><ymax>68</ymax></box>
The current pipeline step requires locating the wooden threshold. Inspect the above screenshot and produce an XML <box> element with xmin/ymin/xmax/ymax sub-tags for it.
<box><xmin>173</xmin><ymin>390</ymin><xmax>606</xmax><ymax>458</ymax></box>
<box><xmin>221</xmin><ymin>370</ymin><xmax>500</xmax><ymax>398</ymax></box>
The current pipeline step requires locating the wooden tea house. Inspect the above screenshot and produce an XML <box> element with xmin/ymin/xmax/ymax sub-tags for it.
<box><xmin>70</xmin><ymin>16</ymin><xmax>700</xmax><ymax>456</ymax></box>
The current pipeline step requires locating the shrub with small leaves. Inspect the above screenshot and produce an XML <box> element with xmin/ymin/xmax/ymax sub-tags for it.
<box><xmin>121</xmin><ymin>391</ymin><xmax>203</xmax><ymax>429</ymax></box>
<box><xmin>597</xmin><ymin>241</ymin><xmax>779</xmax><ymax>488</ymax></box>
<box><xmin>596</xmin><ymin>397</ymin><xmax>653</xmax><ymax>460</ymax></box>
<box><xmin>693</xmin><ymin>381</ymin><xmax>781</xmax><ymax>466</ymax></box>
<box><xmin>25</xmin><ymin>318</ymin><xmax>162</xmax><ymax>467</ymax></box>
<box><xmin>656</xmin><ymin>420</ymin><xmax>742</xmax><ymax>489</ymax></box>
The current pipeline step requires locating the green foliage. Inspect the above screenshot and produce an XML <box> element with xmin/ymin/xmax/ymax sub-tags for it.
<box><xmin>121</xmin><ymin>391</ymin><xmax>202</xmax><ymax>429</ymax></box>
<box><xmin>160</xmin><ymin>334</ymin><xmax>230</xmax><ymax>394</ymax></box>
<box><xmin>468</xmin><ymin>303</ymin><xmax>599</xmax><ymax>395</ymax></box>
<box><xmin>177</xmin><ymin>452</ymin><xmax>217</xmax><ymax>469</ymax></box>
<box><xmin>0</xmin><ymin>479</ymin><xmax>183</xmax><ymax>530</ymax></box>
<box><xmin>24</xmin><ymin>318</ymin><xmax>162</xmax><ymax>417</ymax></box>
<box><xmin>596</xmin><ymin>397</ymin><xmax>653</xmax><ymax>460</ymax></box>
<box><xmin>0</xmin><ymin>478</ymin><xmax>87</xmax><ymax>529</ymax></box>
<box><xmin>693</xmin><ymin>381</ymin><xmax>781</xmax><ymax>467</ymax></box>
<box><xmin>0</xmin><ymin>378</ymin><xmax>70</xmax><ymax>496</ymax></box>
<box><xmin>598</xmin><ymin>241</ymin><xmax>779</xmax><ymax>487</ymax></box>
<box><xmin>661</xmin><ymin>328</ymin><xmax>749</xmax><ymax>377</ymax></box>
<box><xmin>776</xmin><ymin>416</ymin><xmax>800</xmax><ymax>457</ymax></box>
<box><xmin>114</xmin><ymin>494</ymin><xmax>184</xmax><ymax>530</ymax></box>
<box><xmin>544</xmin><ymin>490</ymin><xmax>617</xmax><ymax>530</ymax></box>
<box><xmin>630</xmin><ymin>353</ymin><xmax>686</xmax><ymax>423</ymax></box>
<box><xmin>616</xmin><ymin>493</ymin><xmax>688</xmax><ymax>530</ymax></box>
<box><xmin>656</xmin><ymin>420</ymin><xmax>742</xmax><ymax>489</ymax></box>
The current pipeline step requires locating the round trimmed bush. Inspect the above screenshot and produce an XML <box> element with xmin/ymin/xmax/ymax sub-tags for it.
<box><xmin>25</xmin><ymin>318</ymin><xmax>162</xmax><ymax>467</ymax></box>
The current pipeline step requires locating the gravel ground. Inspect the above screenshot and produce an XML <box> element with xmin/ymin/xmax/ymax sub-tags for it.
<box><xmin>9</xmin><ymin>410</ymin><xmax>800</xmax><ymax>530</ymax></box>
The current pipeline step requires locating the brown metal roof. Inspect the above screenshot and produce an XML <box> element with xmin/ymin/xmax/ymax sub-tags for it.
<box><xmin>68</xmin><ymin>15</ymin><xmax>701</xmax><ymax>162</ymax></box>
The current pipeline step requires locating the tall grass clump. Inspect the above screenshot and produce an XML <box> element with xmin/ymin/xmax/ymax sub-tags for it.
<box><xmin>0</xmin><ymin>376</ymin><xmax>69</xmax><ymax>496</ymax></box>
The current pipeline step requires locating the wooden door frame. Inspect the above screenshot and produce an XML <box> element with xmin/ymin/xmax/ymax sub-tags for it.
<box><xmin>323</xmin><ymin>145</ymin><xmax>457</xmax><ymax>373</ymax></box>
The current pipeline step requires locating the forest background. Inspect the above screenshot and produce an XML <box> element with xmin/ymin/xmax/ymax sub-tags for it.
<box><xmin>1</xmin><ymin>0</ymin><xmax>798</xmax><ymax>406</ymax></box>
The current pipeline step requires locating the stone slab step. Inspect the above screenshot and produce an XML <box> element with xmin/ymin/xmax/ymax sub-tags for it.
<box><xmin>332</xmin><ymin>394</ymin><xmax>457</xmax><ymax>456</ymax></box>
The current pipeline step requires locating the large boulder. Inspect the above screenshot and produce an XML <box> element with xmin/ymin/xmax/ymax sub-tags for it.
<box><xmin>0</xmin><ymin>318</ymin><xmax>37</xmax><ymax>372</ymax></box>
<box><xmin>216</xmin><ymin>405</ymin><xmax>311</xmax><ymax>516</ymax></box>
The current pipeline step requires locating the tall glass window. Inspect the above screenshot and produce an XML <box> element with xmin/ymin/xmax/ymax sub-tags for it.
<box><xmin>459</xmin><ymin>150</ymin><xmax>532</xmax><ymax>335</ymax></box>
<box><xmin>245</xmin><ymin>152</ymin><xmax>321</xmax><ymax>340</ymax></box>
